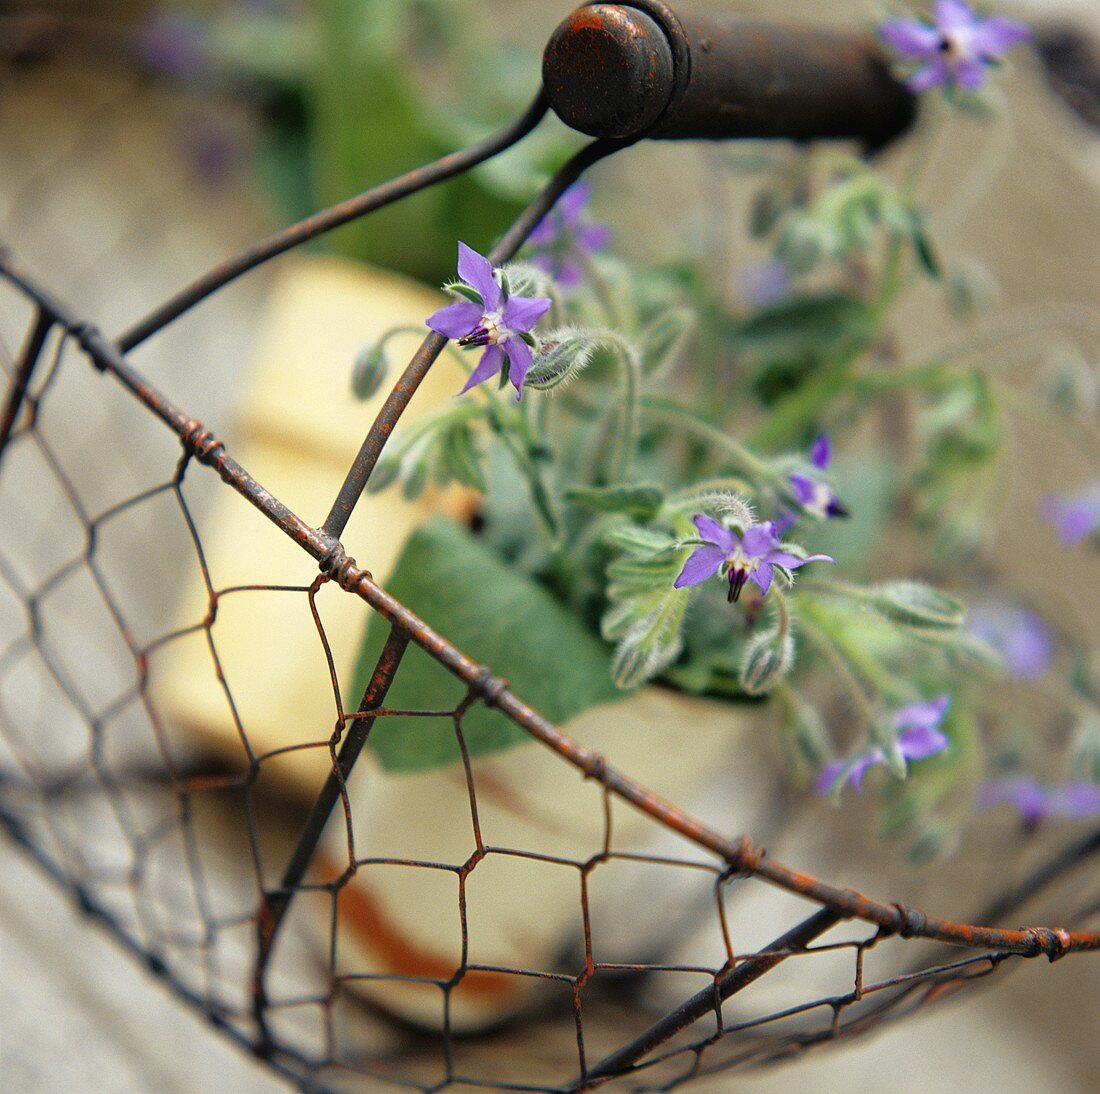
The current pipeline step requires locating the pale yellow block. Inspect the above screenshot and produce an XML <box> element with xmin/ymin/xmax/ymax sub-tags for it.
<box><xmin>156</xmin><ymin>257</ymin><xmax>474</xmax><ymax>783</ymax></box>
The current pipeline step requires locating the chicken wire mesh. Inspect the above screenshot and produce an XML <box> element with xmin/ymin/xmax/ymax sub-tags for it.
<box><xmin>1</xmin><ymin>4</ymin><xmax>1099</xmax><ymax>1092</ymax></box>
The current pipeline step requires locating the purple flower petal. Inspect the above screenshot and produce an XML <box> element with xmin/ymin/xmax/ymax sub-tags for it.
<box><xmin>898</xmin><ymin>723</ymin><xmax>949</xmax><ymax>762</ymax></box>
<box><xmin>751</xmin><ymin>561</ymin><xmax>775</xmax><ymax>596</ymax></box>
<box><xmin>502</xmin><ymin>294</ymin><xmax>552</xmax><ymax>333</ymax></box>
<box><xmin>1054</xmin><ymin>783</ymin><xmax>1100</xmax><ymax>818</ymax></box>
<box><xmin>1042</xmin><ymin>493</ymin><xmax>1100</xmax><ymax>546</ymax></box>
<box><xmin>554</xmin><ymin>260</ymin><xmax>585</xmax><ymax>288</ymax></box>
<box><xmin>426</xmin><ymin>300</ymin><xmax>483</xmax><ymax>340</ymax></box>
<box><xmin>847</xmin><ymin>752</ymin><xmax>884</xmax><ymax>793</ymax></box>
<box><xmin>578</xmin><ymin>221</ymin><xmax>613</xmax><ymax>252</ymax></box>
<box><xmin>741</xmin><ymin>523</ymin><xmax>779</xmax><ymax>558</ymax></box>
<box><xmin>692</xmin><ymin>514</ymin><xmax>736</xmax><ymax>551</ymax></box>
<box><xmin>527</xmin><ymin>216</ymin><xmax>557</xmax><ymax>248</ymax></box>
<box><xmin>954</xmin><ymin>57</ymin><xmax>987</xmax><ymax>90</ymax></box>
<box><xmin>768</xmin><ymin>550</ymin><xmax>834</xmax><ymax>571</ymax></box>
<box><xmin>979</xmin><ymin>778</ymin><xmax>1047</xmax><ymax>824</ymax></box>
<box><xmin>908</xmin><ymin>59</ymin><xmax>952</xmax><ymax>92</ymax></box>
<box><xmin>880</xmin><ymin>17</ymin><xmax>941</xmax><ymax>58</ymax></box>
<box><xmin>674</xmin><ymin>545</ymin><xmax>727</xmax><ymax>588</ymax></box>
<box><xmin>816</xmin><ymin>761</ymin><xmax>845</xmax><ymax>796</ymax></box>
<box><xmin>892</xmin><ymin>694</ymin><xmax>952</xmax><ymax>735</ymax></box>
<box><xmin>818</xmin><ymin>750</ymin><xmax>889</xmax><ymax>797</ymax></box>
<box><xmin>458</xmin><ymin>344</ymin><xmax>506</xmax><ymax>395</ymax></box>
<box><xmin>789</xmin><ymin>474</ymin><xmax>818</xmax><ymax>506</ymax></box>
<box><xmin>811</xmin><ymin>434</ymin><xmax>832</xmax><ymax>470</ymax></box>
<box><xmin>524</xmin><ymin>182</ymin><xmax>611</xmax><ymax>285</ymax></box>
<box><xmin>457</xmin><ymin>242</ymin><xmax>502</xmax><ymax>311</ymax></box>
<box><xmin>558</xmin><ymin>182</ymin><xmax>591</xmax><ymax>226</ymax></box>
<box><xmin>970</xmin><ymin>15</ymin><xmax>1032</xmax><ymax>56</ymax></box>
<box><xmin>934</xmin><ymin>0</ymin><xmax>977</xmax><ymax>32</ymax></box>
<box><xmin>773</xmin><ymin>511</ymin><xmax>797</xmax><ymax>537</ymax></box>
<box><xmin>503</xmin><ymin>337</ymin><xmax>533</xmax><ymax>400</ymax></box>
<box><xmin>981</xmin><ymin>779</ymin><xmax>1100</xmax><ymax>824</ymax></box>
<box><xmin>969</xmin><ymin>604</ymin><xmax>1053</xmax><ymax>680</ymax></box>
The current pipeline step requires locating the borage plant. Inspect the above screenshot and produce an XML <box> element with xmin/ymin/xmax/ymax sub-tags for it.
<box><xmin>351</xmin><ymin>3</ymin><xmax>1100</xmax><ymax>859</ymax></box>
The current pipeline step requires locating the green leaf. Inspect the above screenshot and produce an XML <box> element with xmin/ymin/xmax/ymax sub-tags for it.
<box><xmin>602</xmin><ymin>523</ymin><xmax>677</xmax><ymax>555</ymax></box>
<box><xmin>600</xmin><ymin>590</ymin><xmax>667</xmax><ymax>641</ymax></box>
<box><xmin>912</xmin><ymin>225</ymin><xmax>942</xmax><ymax>280</ymax></box>
<box><xmin>733</xmin><ymin>292</ymin><xmax>874</xmax><ymax>406</ymax></box>
<box><xmin>605</xmin><ymin>551</ymin><xmax>682</xmax><ymax>591</ymax></box>
<box><xmin>351</xmin><ymin>519</ymin><xmax>623</xmax><ymax>771</ymax></box>
<box><xmin>735</xmin><ymin>293</ymin><xmax>872</xmax><ymax>363</ymax></box>
<box><xmin>564</xmin><ymin>483</ymin><xmax>665</xmax><ymax>521</ymax></box>
<box><xmin>365</xmin><ymin>456</ymin><xmax>402</xmax><ymax>494</ymax></box>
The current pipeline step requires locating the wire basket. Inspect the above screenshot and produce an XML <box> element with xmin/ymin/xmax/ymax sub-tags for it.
<box><xmin>1</xmin><ymin>3</ymin><xmax>1098</xmax><ymax>1091</ymax></box>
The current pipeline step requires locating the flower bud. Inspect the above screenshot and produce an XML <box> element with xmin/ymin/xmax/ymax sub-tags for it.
<box><xmin>351</xmin><ymin>341</ymin><xmax>389</xmax><ymax>401</ymax></box>
<box><xmin>868</xmin><ymin>582</ymin><xmax>966</xmax><ymax>631</ymax></box>
<box><xmin>740</xmin><ymin>628</ymin><xmax>795</xmax><ymax>696</ymax></box>
<box><xmin>525</xmin><ymin>328</ymin><xmax>598</xmax><ymax>391</ymax></box>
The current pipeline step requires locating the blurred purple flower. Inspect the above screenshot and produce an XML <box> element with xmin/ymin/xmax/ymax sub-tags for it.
<box><xmin>880</xmin><ymin>1</ymin><xmax>1031</xmax><ymax>93</ymax></box>
<box><xmin>674</xmin><ymin>514</ymin><xmax>833</xmax><ymax>602</ymax></box>
<box><xmin>817</xmin><ymin>695</ymin><xmax>952</xmax><ymax>796</ymax></box>
<box><xmin>426</xmin><ymin>243</ymin><xmax>551</xmax><ymax>400</ymax></box>
<box><xmin>969</xmin><ymin>602</ymin><xmax>1054</xmax><ymax>679</ymax></box>
<box><xmin>527</xmin><ymin>183</ymin><xmax>612</xmax><ymax>288</ymax></box>
<box><xmin>740</xmin><ymin>261</ymin><xmax>792</xmax><ymax>308</ymax></box>
<box><xmin>979</xmin><ymin>778</ymin><xmax>1100</xmax><ymax>828</ymax></box>
<box><xmin>1042</xmin><ymin>482</ymin><xmax>1100</xmax><ymax>546</ymax></box>
<box><xmin>789</xmin><ymin>433</ymin><xmax>848</xmax><ymax>520</ymax></box>
<box><xmin>135</xmin><ymin>13</ymin><xmax>209</xmax><ymax>79</ymax></box>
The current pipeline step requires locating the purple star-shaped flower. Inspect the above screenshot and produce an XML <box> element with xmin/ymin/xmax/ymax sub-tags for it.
<box><xmin>789</xmin><ymin>434</ymin><xmax>849</xmax><ymax>520</ymax></box>
<box><xmin>674</xmin><ymin>514</ymin><xmax>834</xmax><ymax>602</ymax></box>
<box><xmin>979</xmin><ymin>778</ymin><xmax>1100</xmax><ymax>829</ymax></box>
<box><xmin>817</xmin><ymin>694</ymin><xmax>952</xmax><ymax>795</ymax></box>
<box><xmin>1041</xmin><ymin>482</ymin><xmax>1100</xmax><ymax>547</ymax></box>
<box><xmin>969</xmin><ymin>602</ymin><xmax>1054</xmax><ymax>679</ymax></box>
<box><xmin>427</xmin><ymin>243</ymin><xmax>552</xmax><ymax>400</ymax></box>
<box><xmin>880</xmin><ymin>1</ymin><xmax>1031</xmax><ymax>93</ymax></box>
<box><xmin>526</xmin><ymin>183</ymin><xmax>613</xmax><ymax>288</ymax></box>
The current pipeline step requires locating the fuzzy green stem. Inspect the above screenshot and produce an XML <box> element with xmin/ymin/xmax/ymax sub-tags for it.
<box><xmin>796</xmin><ymin>612</ymin><xmax>878</xmax><ymax>731</ymax></box>
<box><xmin>642</xmin><ymin>397</ymin><xmax>790</xmax><ymax>494</ymax></box>
<box><xmin>602</xmin><ymin>332</ymin><xmax>641</xmax><ymax>483</ymax></box>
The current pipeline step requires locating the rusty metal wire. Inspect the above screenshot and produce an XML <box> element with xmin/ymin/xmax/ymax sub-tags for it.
<box><xmin>2</xmin><ymin>7</ymin><xmax>1100</xmax><ymax>1092</ymax></box>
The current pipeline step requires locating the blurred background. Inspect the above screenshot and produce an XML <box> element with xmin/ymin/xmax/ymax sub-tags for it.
<box><xmin>0</xmin><ymin>0</ymin><xmax>1098</xmax><ymax>1091</ymax></box>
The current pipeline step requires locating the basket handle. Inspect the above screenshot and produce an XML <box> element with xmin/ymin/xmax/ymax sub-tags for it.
<box><xmin>543</xmin><ymin>2</ymin><xmax>917</xmax><ymax>151</ymax></box>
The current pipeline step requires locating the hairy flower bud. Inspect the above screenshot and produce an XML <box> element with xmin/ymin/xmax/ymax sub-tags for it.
<box><xmin>525</xmin><ymin>328</ymin><xmax>599</xmax><ymax>391</ymax></box>
<box><xmin>740</xmin><ymin>628</ymin><xmax>795</xmax><ymax>695</ymax></box>
<box><xmin>351</xmin><ymin>341</ymin><xmax>389</xmax><ymax>401</ymax></box>
<box><xmin>868</xmin><ymin>582</ymin><xmax>966</xmax><ymax>631</ymax></box>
